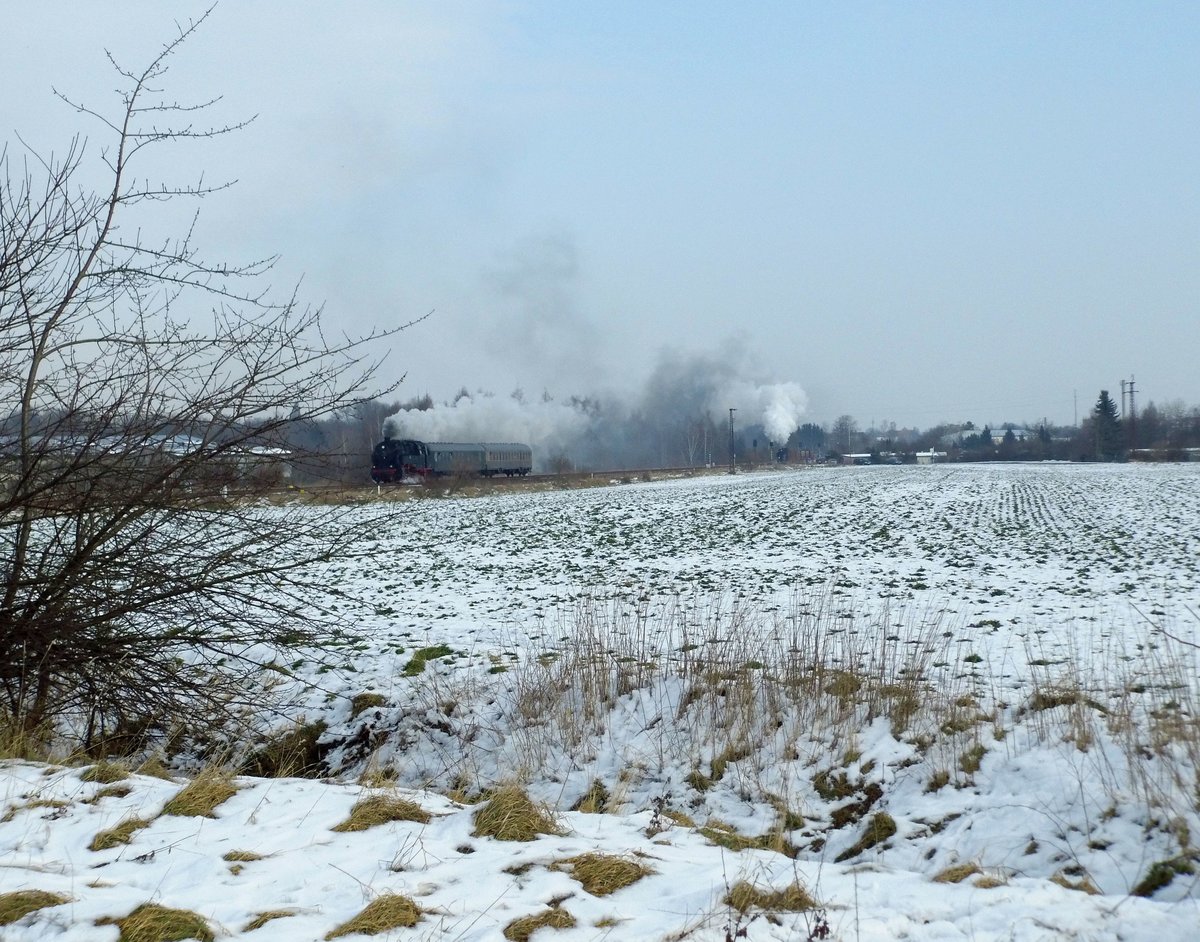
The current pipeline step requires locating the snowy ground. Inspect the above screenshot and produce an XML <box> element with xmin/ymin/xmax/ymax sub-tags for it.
<box><xmin>3</xmin><ymin>463</ymin><xmax>1199</xmax><ymax>940</ymax></box>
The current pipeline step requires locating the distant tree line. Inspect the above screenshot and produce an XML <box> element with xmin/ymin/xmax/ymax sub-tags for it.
<box><xmin>197</xmin><ymin>382</ymin><xmax>1200</xmax><ymax>482</ymax></box>
<box><xmin>288</xmin><ymin>388</ymin><xmax>1200</xmax><ymax>480</ymax></box>
<box><xmin>788</xmin><ymin>391</ymin><xmax>1200</xmax><ymax>464</ymax></box>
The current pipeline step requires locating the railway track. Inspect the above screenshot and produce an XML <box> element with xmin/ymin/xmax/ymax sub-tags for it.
<box><xmin>267</xmin><ymin>465</ymin><xmax>763</xmax><ymax>502</ymax></box>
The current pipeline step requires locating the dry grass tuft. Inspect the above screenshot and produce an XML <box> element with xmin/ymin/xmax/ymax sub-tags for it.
<box><xmin>1050</xmin><ymin>870</ymin><xmax>1102</xmax><ymax>895</ymax></box>
<box><xmin>161</xmin><ymin>769</ymin><xmax>238</xmax><ymax>818</ymax></box>
<box><xmin>472</xmin><ymin>786</ymin><xmax>563</xmax><ymax>842</ymax></box>
<box><xmin>959</xmin><ymin>743</ymin><xmax>987</xmax><ymax>774</ymax></box>
<box><xmin>710</xmin><ymin>743</ymin><xmax>751</xmax><ymax>781</ymax></box>
<box><xmin>244</xmin><ymin>909</ymin><xmax>296</xmax><ymax>931</ymax></box>
<box><xmin>325</xmin><ymin>894</ymin><xmax>422</xmax><ymax>938</ymax></box>
<box><xmin>134</xmin><ymin>756</ymin><xmax>176</xmax><ymax>781</ymax></box>
<box><xmin>222</xmin><ymin>850</ymin><xmax>265</xmax><ymax>862</ymax></box>
<box><xmin>80</xmin><ymin>761</ymin><xmax>130</xmax><ymax>784</ymax></box>
<box><xmin>724</xmin><ymin>880</ymin><xmax>817</xmax><ymax>913</ymax></box>
<box><xmin>0</xmin><ymin>719</ymin><xmax>52</xmax><ymax>761</ymax></box>
<box><xmin>0</xmin><ymin>890</ymin><xmax>70</xmax><ymax>926</ymax></box>
<box><xmin>244</xmin><ymin>720</ymin><xmax>328</xmax><ymax>778</ymax></box>
<box><xmin>571</xmin><ymin>779</ymin><xmax>610</xmax><ymax>813</ymax></box>
<box><xmin>933</xmin><ymin>862</ymin><xmax>982</xmax><ymax>883</ymax></box>
<box><xmin>1</xmin><ymin>798</ymin><xmax>68</xmax><ymax>822</ymax></box>
<box><xmin>835</xmin><ymin>811</ymin><xmax>897</xmax><ymax>862</ymax></box>
<box><xmin>349</xmin><ymin>692</ymin><xmax>387</xmax><ymax>719</ymax></box>
<box><xmin>698</xmin><ymin>820</ymin><xmax>798</xmax><ymax>858</ymax></box>
<box><xmin>83</xmin><ymin>784</ymin><xmax>134</xmax><ymax>804</ymax></box>
<box><xmin>357</xmin><ymin>766</ymin><xmax>397</xmax><ymax>788</ymax></box>
<box><xmin>89</xmin><ymin>816</ymin><xmax>153</xmax><ymax>851</ymax></box>
<box><xmin>660</xmin><ymin>808</ymin><xmax>695</xmax><ymax>828</ymax></box>
<box><xmin>502</xmin><ymin>906</ymin><xmax>576</xmax><ymax>941</ymax></box>
<box><xmin>812</xmin><ymin>769</ymin><xmax>856</xmax><ymax>802</ymax></box>
<box><xmin>331</xmin><ymin>794</ymin><xmax>431</xmax><ymax>832</ymax></box>
<box><xmin>698</xmin><ymin>821</ymin><xmax>757</xmax><ymax>852</ymax></box>
<box><xmin>1026</xmin><ymin>687</ymin><xmax>1109</xmax><ymax>715</ymax></box>
<box><xmin>973</xmin><ymin>874</ymin><xmax>1008</xmax><ymax>889</ymax></box>
<box><xmin>1132</xmin><ymin>857</ymin><xmax>1196</xmax><ymax>897</ymax></box>
<box><xmin>881</xmin><ymin>683</ymin><xmax>923</xmax><ymax>734</ymax></box>
<box><xmin>96</xmin><ymin>902</ymin><xmax>214</xmax><ymax>941</ymax></box>
<box><xmin>823</xmin><ymin>670</ymin><xmax>863</xmax><ymax>701</ymax></box>
<box><xmin>403</xmin><ymin>644</ymin><xmax>455</xmax><ymax>676</ymax></box>
<box><xmin>924</xmin><ymin>770</ymin><xmax>950</xmax><ymax>793</ymax></box>
<box><xmin>767</xmin><ymin>798</ymin><xmax>806</xmax><ymax>832</ymax></box>
<box><xmin>553</xmin><ymin>853</ymin><xmax>653</xmax><ymax>895</ymax></box>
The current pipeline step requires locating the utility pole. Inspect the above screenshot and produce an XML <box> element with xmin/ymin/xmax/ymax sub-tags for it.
<box><xmin>728</xmin><ymin>408</ymin><xmax>736</xmax><ymax>475</ymax></box>
<box><xmin>1127</xmin><ymin>374</ymin><xmax>1137</xmax><ymax>448</ymax></box>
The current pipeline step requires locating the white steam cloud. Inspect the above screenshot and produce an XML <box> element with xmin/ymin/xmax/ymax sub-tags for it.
<box><xmin>385</xmin><ymin>344</ymin><xmax>808</xmax><ymax>471</ymax></box>
<box><xmin>725</xmin><ymin>381</ymin><xmax>809</xmax><ymax>443</ymax></box>
<box><xmin>389</xmin><ymin>395</ymin><xmax>588</xmax><ymax>456</ymax></box>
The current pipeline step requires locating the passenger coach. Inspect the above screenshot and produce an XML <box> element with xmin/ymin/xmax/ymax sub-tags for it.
<box><xmin>371</xmin><ymin>438</ymin><xmax>533</xmax><ymax>482</ymax></box>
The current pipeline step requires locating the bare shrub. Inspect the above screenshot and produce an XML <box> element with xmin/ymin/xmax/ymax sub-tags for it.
<box><xmin>0</xmin><ymin>7</ymin><xmax>410</xmax><ymax>749</ymax></box>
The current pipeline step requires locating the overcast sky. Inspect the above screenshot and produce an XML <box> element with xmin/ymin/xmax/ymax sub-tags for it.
<box><xmin>6</xmin><ymin>1</ymin><xmax>1198</xmax><ymax>429</ymax></box>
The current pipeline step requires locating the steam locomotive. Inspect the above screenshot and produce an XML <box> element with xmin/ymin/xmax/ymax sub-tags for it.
<box><xmin>371</xmin><ymin>437</ymin><xmax>533</xmax><ymax>483</ymax></box>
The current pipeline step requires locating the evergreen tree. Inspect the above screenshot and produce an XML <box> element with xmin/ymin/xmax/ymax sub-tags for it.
<box><xmin>1092</xmin><ymin>390</ymin><xmax>1123</xmax><ymax>460</ymax></box>
<box><xmin>791</xmin><ymin>422</ymin><xmax>826</xmax><ymax>451</ymax></box>
<box><xmin>999</xmin><ymin>427</ymin><xmax>1018</xmax><ymax>460</ymax></box>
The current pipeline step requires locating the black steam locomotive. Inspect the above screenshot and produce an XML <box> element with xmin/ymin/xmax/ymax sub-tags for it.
<box><xmin>371</xmin><ymin>438</ymin><xmax>533</xmax><ymax>483</ymax></box>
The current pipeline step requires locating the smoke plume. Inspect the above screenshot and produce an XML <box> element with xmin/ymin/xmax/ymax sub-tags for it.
<box><xmin>387</xmin><ymin>343</ymin><xmax>808</xmax><ymax>471</ymax></box>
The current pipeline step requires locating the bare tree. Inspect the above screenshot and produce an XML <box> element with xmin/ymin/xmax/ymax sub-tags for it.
<box><xmin>831</xmin><ymin>414</ymin><xmax>858</xmax><ymax>455</ymax></box>
<box><xmin>1</xmin><ymin>11</ymin><xmax>410</xmax><ymax>748</ymax></box>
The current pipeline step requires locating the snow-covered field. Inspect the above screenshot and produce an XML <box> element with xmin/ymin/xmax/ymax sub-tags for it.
<box><xmin>4</xmin><ymin>463</ymin><xmax>1199</xmax><ymax>940</ymax></box>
